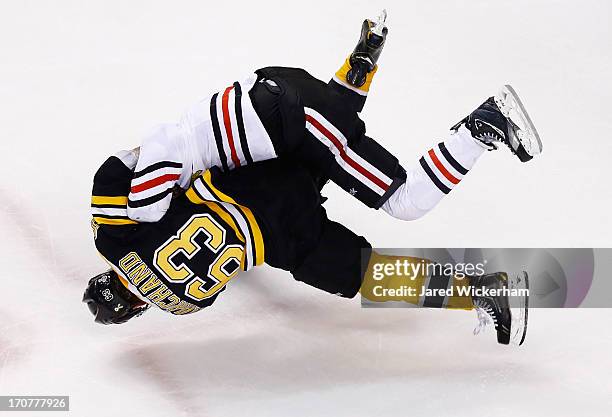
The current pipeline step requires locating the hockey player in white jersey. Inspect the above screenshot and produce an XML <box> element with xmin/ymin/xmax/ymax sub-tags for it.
<box><xmin>84</xmin><ymin>11</ymin><xmax>539</xmax><ymax>346</ymax></box>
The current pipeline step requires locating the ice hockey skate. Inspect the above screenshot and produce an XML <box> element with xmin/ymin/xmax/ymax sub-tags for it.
<box><xmin>471</xmin><ymin>271</ymin><xmax>530</xmax><ymax>345</ymax></box>
<box><xmin>346</xmin><ymin>9</ymin><xmax>389</xmax><ymax>88</ymax></box>
<box><xmin>454</xmin><ymin>85</ymin><xmax>543</xmax><ymax>162</ymax></box>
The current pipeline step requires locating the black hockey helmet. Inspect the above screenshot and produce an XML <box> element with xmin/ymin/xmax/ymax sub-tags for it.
<box><xmin>83</xmin><ymin>270</ymin><xmax>149</xmax><ymax>325</ymax></box>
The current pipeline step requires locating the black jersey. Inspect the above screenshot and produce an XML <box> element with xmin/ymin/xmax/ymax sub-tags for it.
<box><xmin>91</xmin><ymin>155</ymin><xmax>265</xmax><ymax>315</ymax></box>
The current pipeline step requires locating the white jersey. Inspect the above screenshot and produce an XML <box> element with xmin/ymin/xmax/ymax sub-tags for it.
<box><xmin>127</xmin><ymin>74</ymin><xmax>277</xmax><ymax>222</ymax></box>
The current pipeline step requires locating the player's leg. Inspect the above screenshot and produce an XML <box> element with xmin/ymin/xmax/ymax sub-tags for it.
<box><xmin>254</xmin><ymin>64</ymin><xmax>541</xmax><ymax>217</ymax></box>
<box><xmin>380</xmin><ymin>125</ymin><xmax>486</xmax><ymax>220</ymax></box>
<box><xmin>381</xmin><ymin>86</ymin><xmax>543</xmax><ymax>220</ymax></box>
<box><xmin>291</xmin><ymin>214</ymin><xmax>369</xmax><ymax>298</ymax></box>
<box><xmin>289</xmin><ymin>210</ymin><xmax>471</xmax><ymax>306</ymax></box>
<box><xmin>302</xmin><ymin>112</ymin><xmax>408</xmax><ymax>209</ymax></box>
<box><xmin>291</xmin><ymin>215</ymin><xmax>528</xmax><ymax>345</ymax></box>
<box><xmin>248</xmin><ymin>65</ymin><xmax>408</xmax><ymax>202</ymax></box>
<box><xmin>360</xmin><ymin>251</ymin><xmax>529</xmax><ymax>345</ymax></box>
<box><xmin>329</xmin><ymin>10</ymin><xmax>388</xmax><ymax>113</ymax></box>
<box><xmin>303</xmin><ymin>78</ymin><xmax>542</xmax><ymax>219</ymax></box>
<box><xmin>360</xmin><ymin>251</ymin><xmax>474</xmax><ymax>310</ymax></box>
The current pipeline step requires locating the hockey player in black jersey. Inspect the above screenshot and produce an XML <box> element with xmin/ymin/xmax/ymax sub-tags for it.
<box><xmin>84</xmin><ymin>11</ymin><xmax>538</xmax><ymax>345</ymax></box>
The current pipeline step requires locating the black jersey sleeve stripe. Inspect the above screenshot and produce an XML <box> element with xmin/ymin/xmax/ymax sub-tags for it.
<box><xmin>133</xmin><ymin>161</ymin><xmax>183</xmax><ymax>179</ymax></box>
<box><xmin>198</xmin><ymin>174</ymin><xmax>224</xmax><ymax>202</ymax></box>
<box><xmin>190</xmin><ymin>178</ymin><xmax>209</xmax><ymax>202</ymax></box>
<box><xmin>91</xmin><ymin>203</ymin><xmax>128</xmax><ymax>209</ymax></box>
<box><xmin>210</xmin><ymin>92</ymin><xmax>230</xmax><ymax>172</ymax></box>
<box><xmin>241</xmin><ymin>207</ymin><xmax>257</xmax><ymax>270</ymax></box>
<box><xmin>233</xmin><ymin>82</ymin><xmax>254</xmax><ymax>165</ymax></box>
<box><xmin>420</xmin><ymin>157</ymin><xmax>451</xmax><ymax>194</ymax></box>
<box><xmin>127</xmin><ymin>187</ymin><xmax>173</xmax><ymax>208</ymax></box>
<box><xmin>91</xmin><ymin>214</ymin><xmax>132</xmax><ymax>220</ymax></box>
<box><xmin>438</xmin><ymin>142</ymin><xmax>469</xmax><ymax>175</ymax></box>
<box><xmin>208</xmin><ymin>176</ymin><xmax>258</xmax><ymax>269</ymax></box>
<box><xmin>219</xmin><ymin>194</ymin><xmax>257</xmax><ymax>270</ymax></box>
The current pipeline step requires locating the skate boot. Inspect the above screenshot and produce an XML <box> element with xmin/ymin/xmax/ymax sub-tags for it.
<box><xmin>452</xmin><ymin>85</ymin><xmax>543</xmax><ymax>162</ymax></box>
<box><xmin>346</xmin><ymin>9</ymin><xmax>389</xmax><ymax>88</ymax></box>
<box><xmin>470</xmin><ymin>271</ymin><xmax>529</xmax><ymax>345</ymax></box>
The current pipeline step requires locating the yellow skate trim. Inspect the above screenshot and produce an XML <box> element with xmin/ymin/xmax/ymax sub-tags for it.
<box><xmin>334</xmin><ymin>57</ymin><xmax>378</xmax><ymax>95</ymax></box>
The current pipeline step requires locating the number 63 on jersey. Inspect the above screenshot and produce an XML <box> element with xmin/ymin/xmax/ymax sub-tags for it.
<box><xmin>153</xmin><ymin>214</ymin><xmax>244</xmax><ymax>302</ymax></box>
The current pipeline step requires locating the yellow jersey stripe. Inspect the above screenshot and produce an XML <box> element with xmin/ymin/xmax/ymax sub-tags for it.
<box><xmin>185</xmin><ymin>188</ymin><xmax>246</xmax><ymax>243</ymax></box>
<box><xmin>202</xmin><ymin>171</ymin><xmax>265</xmax><ymax>266</ymax></box>
<box><xmin>185</xmin><ymin>187</ymin><xmax>248</xmax><ymax>270</ymax></box>
<box><xmin>92</xmin><ymin>196</ymin><xmax>129</xmax><ymax>206</ymax></box>
<box><xmin>93</xmin><ymin>216</ymin><xmax>138</xmax><ymax>226</ymax></box>
<box><xmin>236</xmin><ymin>205</ymin><xmax>265</xmax><ymax>266</ymax></box>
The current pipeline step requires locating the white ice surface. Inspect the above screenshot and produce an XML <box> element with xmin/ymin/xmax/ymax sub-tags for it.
<box><xmin>1</xmin><ymin>1</ymin><xmax>611</xmax><ymax>416</ymax></box>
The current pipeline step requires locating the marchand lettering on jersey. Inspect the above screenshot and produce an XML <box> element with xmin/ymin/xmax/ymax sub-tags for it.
<box><xmin>118</xmin><ymin>252</ymin><xmax>201</xmax><ymax>315</ymax></box>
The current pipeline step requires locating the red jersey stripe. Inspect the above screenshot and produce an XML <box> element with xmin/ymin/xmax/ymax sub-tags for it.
<box><xmin>428</xmin><ymin>149</ymin><xmax>460</xmax><ymax>185</ymax></box>
<box><xmin>221</xmin><ymin>86</ymin><xmax>241</xmax><ymax>168</ymax></box>
<box><xmin>306</xmin><ymin>114</ymin><xmax>389</xmax><ymax>191</ymax></box>
<box><xmin>131</xmin><ymin>173</ymin><xmax>180</xmax><ymax>193</ymax></box>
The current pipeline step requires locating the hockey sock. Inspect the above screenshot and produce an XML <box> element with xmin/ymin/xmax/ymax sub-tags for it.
<box><xmin>333</xmin><ymin>57</ymin><xmax>379</xmax><ymax>95</ymax></box>
<box><xmin>382</xmin><ymin>126</ymin><xmax>487</xmax><ymax>221</ymax></box>
<box><xmin>360</xmin><ymin>251</ymin><xmax>474</xmax><ymax>310</ymax></box>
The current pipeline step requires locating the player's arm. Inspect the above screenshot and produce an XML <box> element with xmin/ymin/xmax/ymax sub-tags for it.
<box><xmin>126</xmin><ymin>125</ymin><xmax>186</xmax><ymax>223</ymax></box>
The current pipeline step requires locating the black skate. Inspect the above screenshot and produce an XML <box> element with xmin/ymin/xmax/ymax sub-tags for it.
<box><xmin>346</xmin><ymin>9</ymin><xmax>388</xmax><ymax>88</ymax></box>
<box><xmin>470</xmin><ymin>271</ymin><xmax>529</xmax><ymax>345</ymax></box>
<box><xmin>452</xmin><ymin>85</ymin><xmax>543</xmax><ymax>162</ymax></box>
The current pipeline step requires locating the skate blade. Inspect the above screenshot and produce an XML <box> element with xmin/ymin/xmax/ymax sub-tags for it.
<box><xmin>508</xmin><ymin>271</ymin><xmax>529</xmax><ymax>346</ymax></box>
<box><xmin>494</xmin><ymin>85</ymin><xmax>543</xmax><ymax>157</ymax></box>
<box><xmin>370</xmin><ymin>9</ymin><xmax>388</xmax><ymax>36</ymax></box>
